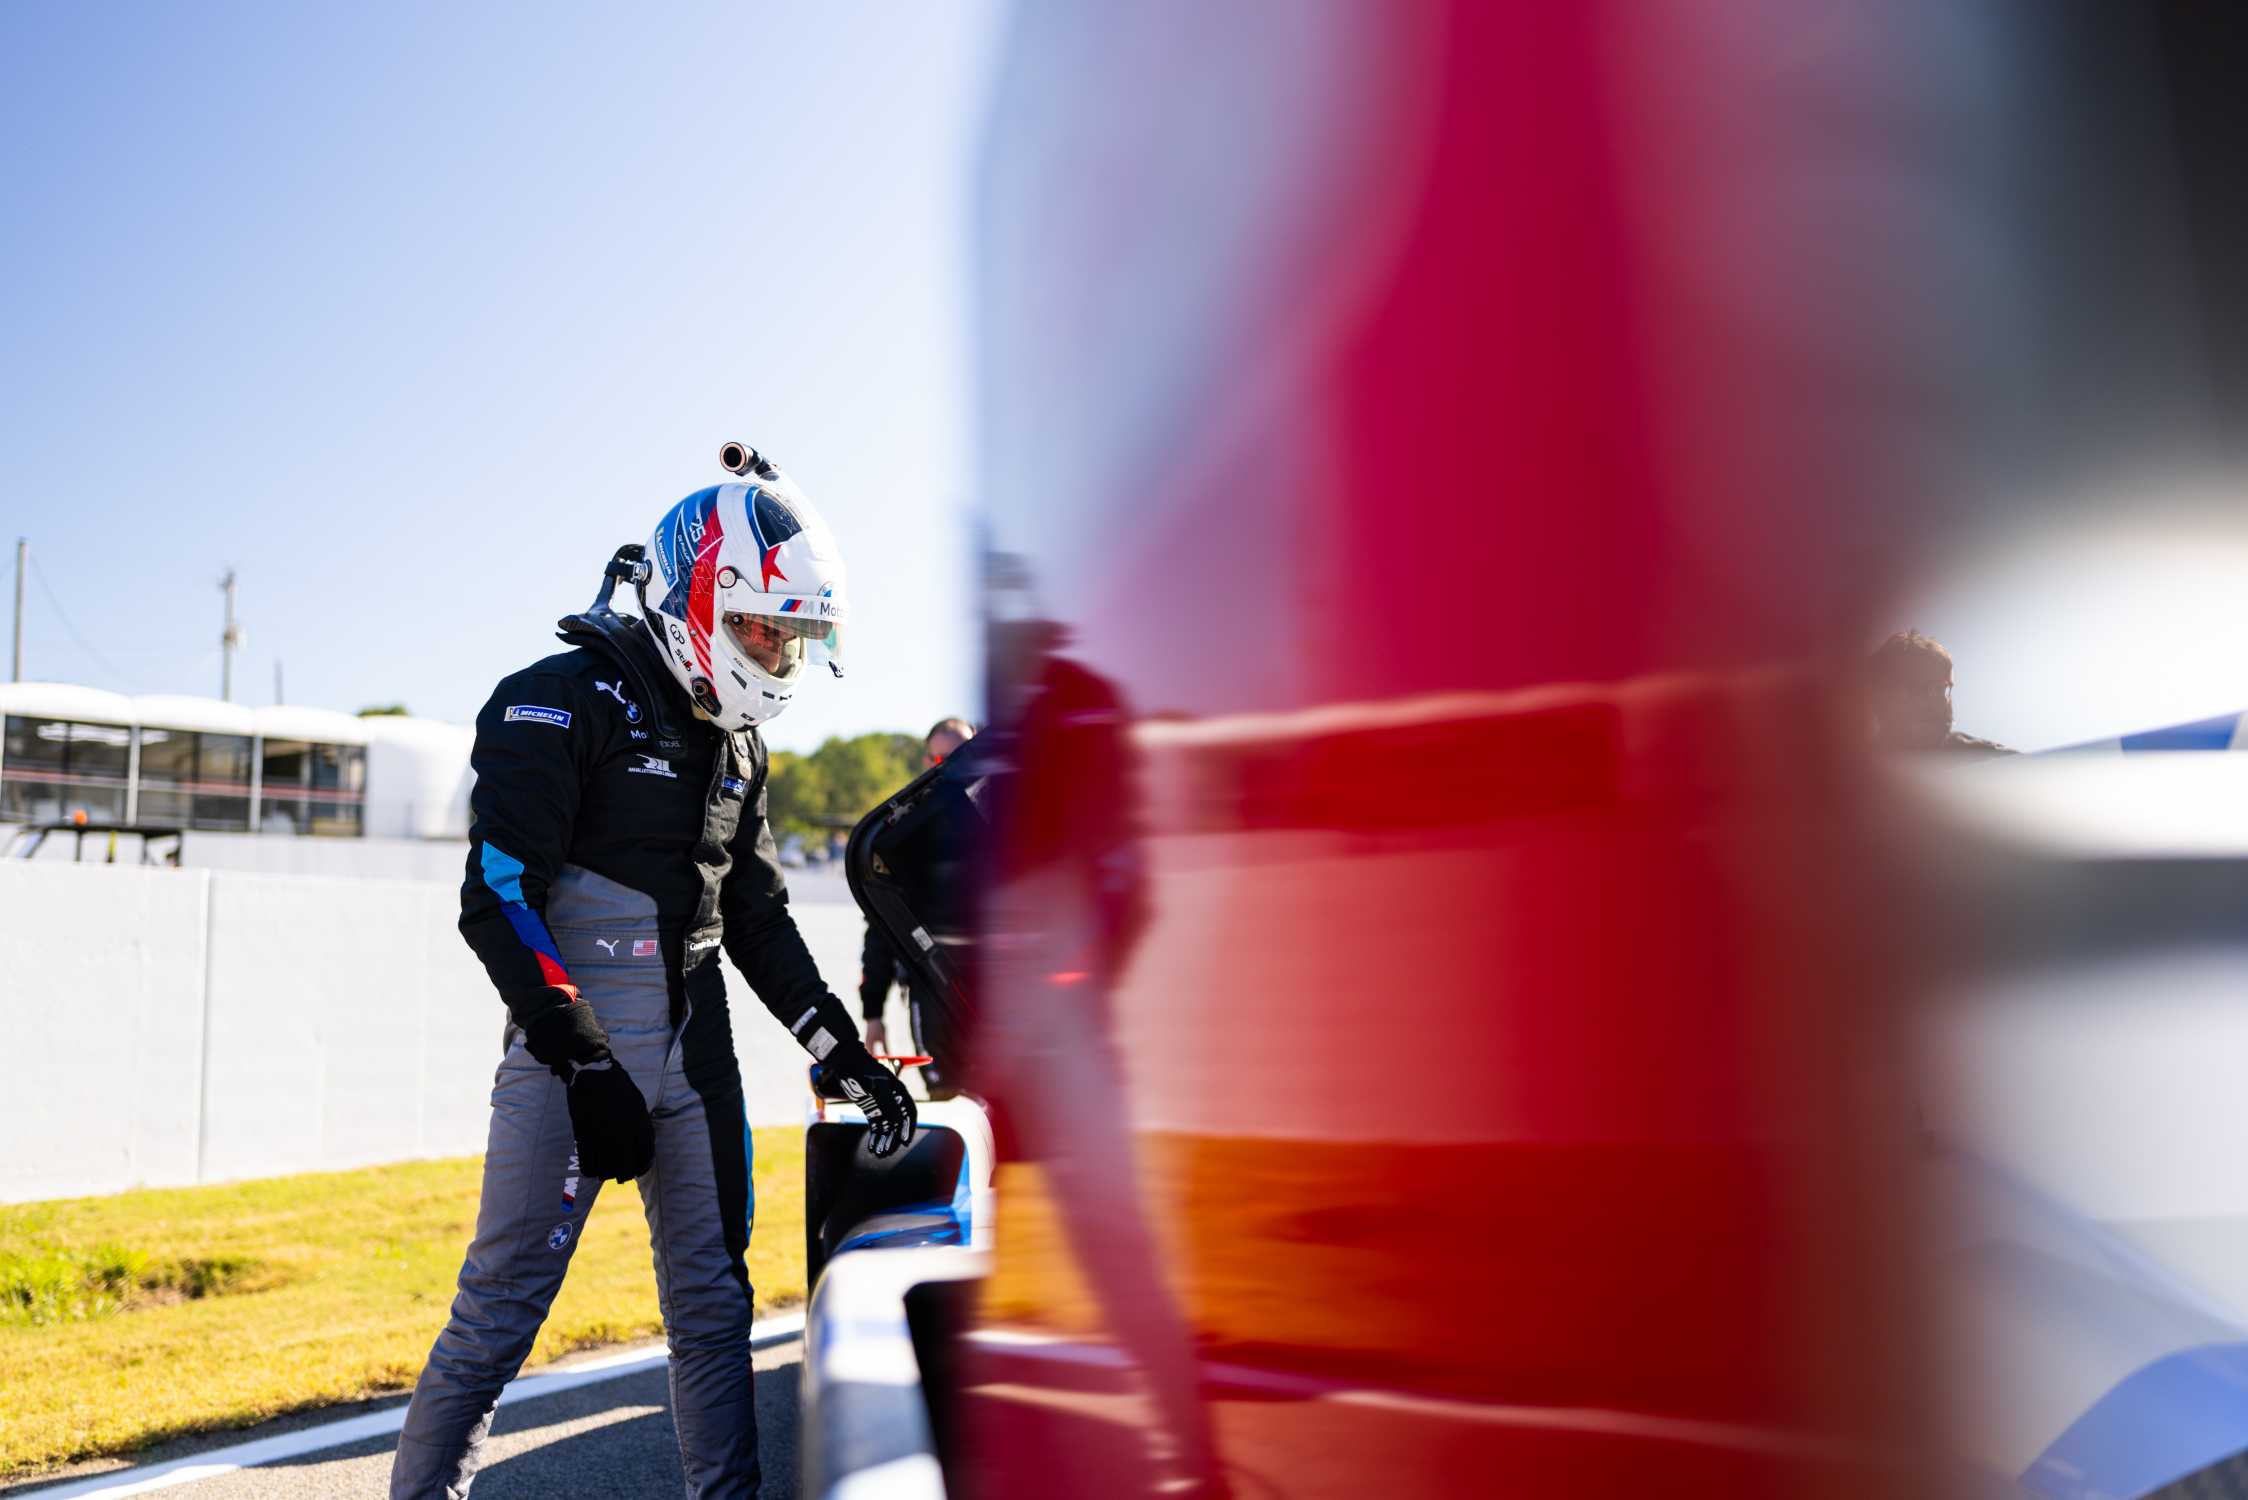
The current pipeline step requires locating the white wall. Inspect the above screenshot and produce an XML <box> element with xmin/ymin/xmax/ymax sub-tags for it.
<box><xmin>197</xmin><ymin>875</ymin><xmax>498</xmax><ymax>1183</ymax></box>
<box><xmin>4</xmin><ymin>827</ymin><xmax>472</xmax><ymax>882</ymax></box>
<box><xmin>362</xmin><ymin>719</ymin><xmax>475</xmax><ymax>839</ymax></box>
<box><xmin>0</xmin><ymin>863</ymin><xmax>877</xmax><ymax>1203</ymax></box>
<box><xmin>2</xmin><ymin>864</ymin><xmax>211</xmax><ymax>1202</ymax></box>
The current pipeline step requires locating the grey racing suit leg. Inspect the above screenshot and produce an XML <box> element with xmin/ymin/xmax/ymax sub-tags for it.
<box><xmin>641</xmin><ymin>1070</ymin><xmax>759</xmax><ymax>1496</ymax></box>
<box><xmin>389</xmin><ymin>1034</ymin><xmax>610</xmax><ymax>1498</ymax></box>
<box><xmin>392</xmin><ymin>866</ymin><xmax>759</xmax><ymax>1499</ymax></box>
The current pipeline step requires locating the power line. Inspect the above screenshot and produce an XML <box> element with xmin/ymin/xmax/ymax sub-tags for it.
<box><xmin>26</xmin><ymin>551</ymin><xmax>145</xmax><ymax>691</ymax></box>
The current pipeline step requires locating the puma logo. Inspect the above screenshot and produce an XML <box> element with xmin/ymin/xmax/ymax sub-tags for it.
<box><xmin>594</xmin><ymin>679</ymin><xmax>642</xmax><ymax>724</ymax></box>
<box><xmin>595</xmin><ymin>938</ymin><xmax>618</xmax><ymax>956</ymax></box>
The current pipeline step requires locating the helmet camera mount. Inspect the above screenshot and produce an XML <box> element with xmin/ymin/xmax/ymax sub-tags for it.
<box><xmin>718</xmin><ymin>440</ymin><xmax>779</xmax><ymax>480</ymax></box>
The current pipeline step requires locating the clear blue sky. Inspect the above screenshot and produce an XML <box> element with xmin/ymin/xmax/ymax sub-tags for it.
<box><xmin>0</xmin><ymin>1</ymin><xmax>1000</xmax><ymax>751</ymax></box>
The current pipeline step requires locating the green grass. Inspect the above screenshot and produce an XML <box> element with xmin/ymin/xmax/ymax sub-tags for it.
<box><xmin>0</xmin><ymin>1241</ymin><xmax>261</xmax><ymax>1326</ymax></box>
<box><xmin>0</xmin><ymin>1131</ymin><xmax>806</xmax><ymax>1481</ymax></box>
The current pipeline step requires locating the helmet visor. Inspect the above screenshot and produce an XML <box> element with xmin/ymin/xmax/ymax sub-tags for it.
<box><xmin>723</xmin><ymin>609</ymin><xmax>843</xmax><ymax>680</ymax></box>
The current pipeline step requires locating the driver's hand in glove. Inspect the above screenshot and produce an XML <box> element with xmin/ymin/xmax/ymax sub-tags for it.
<box><xmin>827</xmin><ymin>1044</ymin><xmax>918</xmax><ymax>1158</ymax></box>
<box><xmin>523</xmin><ymin>1002</ymin><xmax>655</xmax><ymax>1182</ymax></box>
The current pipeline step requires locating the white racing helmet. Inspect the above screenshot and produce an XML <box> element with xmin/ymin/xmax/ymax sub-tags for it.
<box><xmin>639</xmin><ymin>445</ymin><xmax>848</xmax><ymax>730</ymax></box>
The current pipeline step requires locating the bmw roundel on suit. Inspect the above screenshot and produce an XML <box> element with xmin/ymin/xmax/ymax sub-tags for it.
<box><xmin>389</xmin><ymin>448</ymin><xmax>916</xmax><ymax>1500</ymax></box>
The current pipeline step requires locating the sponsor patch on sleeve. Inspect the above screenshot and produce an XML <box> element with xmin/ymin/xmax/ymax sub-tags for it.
<box><xmin>721</xmin><ymin>775</ymin><xmax>747</xmax><ymax>796</ymax></box>
<box><xmin>505</xmin><ymin>705</ymin><xmax>572</xmax><ymax>728</ymax></box>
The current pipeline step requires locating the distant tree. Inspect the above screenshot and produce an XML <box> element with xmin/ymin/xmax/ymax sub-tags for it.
<box><xmin>765</xmin><ymin>748</ymin><xmax>828</xmax><ymax>840</ymax></box>
<box><xmin>356</xmin><ymin>704</ymin><xmax>411</xmax><ymax>717</ymax></box>
<box><xmin>814</xmin><ymin>733</ymin><xmax>919</xmax><ymax>827</ymax></box>
<box><xmin>764</xmin><ymin>732</ymin><xmax>921</xmax><ymax>838</ymax></box>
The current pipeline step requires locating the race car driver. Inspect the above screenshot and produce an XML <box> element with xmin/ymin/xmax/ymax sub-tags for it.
<box><xmin>391</xmin><ymin>445</ymin><xmax>915</xmax><ymax>1500</ymax></box>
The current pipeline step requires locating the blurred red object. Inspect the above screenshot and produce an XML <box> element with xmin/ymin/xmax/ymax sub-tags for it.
<box><xmin>961</xmin><ymin>2</ymin><xmax>1983</xmax><ymax>1495</ymax></box>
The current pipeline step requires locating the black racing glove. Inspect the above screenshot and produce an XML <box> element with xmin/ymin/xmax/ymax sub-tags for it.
<box><xmin>523</xmin><ymin>1003</ymin><xmax>656</xmax><ymax>1183</ymax></box>
<box><xmin>824</xmin><ymin>1043</ymin><xmax>918</xmax><ymax>1158</ymax></box>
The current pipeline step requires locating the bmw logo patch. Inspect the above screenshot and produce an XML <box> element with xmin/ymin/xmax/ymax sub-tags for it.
<box><xmin>547</xmin><ymin>1223</ymin><xmax>574</xmax><ymax>1252</ymax></box>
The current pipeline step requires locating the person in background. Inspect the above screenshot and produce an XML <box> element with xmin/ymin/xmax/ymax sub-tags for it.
<box><xmin>1866</xmin><ymin>630</ymin><xmax>2014</xmax><ymax>756</ymax></box>
<box><xmin>861</xmin><ymin>716</ymin><xmax>975</xmax><ymax>1086</ymax></box>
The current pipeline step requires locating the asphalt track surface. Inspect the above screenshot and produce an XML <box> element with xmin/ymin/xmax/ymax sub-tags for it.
<box><xmin>8</xmin><ymin>1336</ymin><xmax>802</xmax><ymax>1500</ymax></box>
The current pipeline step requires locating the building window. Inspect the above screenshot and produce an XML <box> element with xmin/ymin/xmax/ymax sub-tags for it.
<box><xmin>308</xmin><ymin>742</ymin><xmax>366</xmax><ymax>837</ymax></box>
<box><xmin>259</xmin><ymin>739</ymin><xmax>310</xmax><ymax>835</ymax></box>
<box><xmin>0</xmin><ymin>716</ymin><xmax>132</xmax><ymax>824</ymax></box>
<box><xmin>196</xmin><ymin>733</ymin><xmax>254</xmax><ymax>832</ymax></box>
<box><xmin>260</xmin><ymin>739</ymin><xmax>366</xmax><ymax>837</ymax></box>
<box><xmin>134</xmin><ymin>726</ymin><xmax>191</xmax><ymax>826</ymax></box>
<box><xmin>136</xmin><ymin>728</ymin><xmax>253</xmax><ymax>832</ymax></box>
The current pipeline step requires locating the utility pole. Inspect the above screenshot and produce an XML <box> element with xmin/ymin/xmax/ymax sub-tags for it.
<box><xmin>219</xmin><ymin>568</ymin><xmax>244</xmax><ymax>702</ymax></box>
<box><xmin>11</xmin><ymin>538</ymin><xmax>24</xmax><ymax>683</ymax></box>
<box><xmin>274</xmin><ymin>659</ymin><xmax>284</xmax><ymax>706</ymax></box>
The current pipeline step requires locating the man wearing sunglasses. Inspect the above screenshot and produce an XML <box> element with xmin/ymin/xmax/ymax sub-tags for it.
<box><xmin>392</xmin><ymin>447</ymin><xmax>915</xmax><ymax>1500</ymax></box>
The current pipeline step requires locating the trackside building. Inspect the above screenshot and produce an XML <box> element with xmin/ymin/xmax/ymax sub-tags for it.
<box><xmin>0</xmin><ymin>683</ymin><xmax>472</xmax><ymax>841</ymax></box>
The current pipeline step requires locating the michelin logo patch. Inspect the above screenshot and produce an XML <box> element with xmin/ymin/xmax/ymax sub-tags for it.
<box><xmin>506</xmin><ymin>705</ymin><xmax>572</xmax><ymax>729</ymax></box>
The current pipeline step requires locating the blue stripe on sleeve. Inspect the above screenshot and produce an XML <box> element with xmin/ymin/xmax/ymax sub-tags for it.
<box><xmin>479</xmin><ymin>841</ymin><xmax>529</xmax><ymax>903</ymax></box>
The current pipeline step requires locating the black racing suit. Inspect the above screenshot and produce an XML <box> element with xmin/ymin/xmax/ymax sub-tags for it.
<box><xmin>859</xmin><ymin>919</ymin><xmax>906</xmax><ymax>1024</ymax></box>
<box><xmin>452</xmin><ymin>612</ymin><xmax>863</xmax><ymax>1076</ymax></box>
<box><xmin>392</xmin><ymin>610</ymin><xmax>869</xmax><ymax>1500</ymax></box>
<box><xmin>859</xmin><ymin>917</ymin><xmax>962</xmax><ymax>1095</ymax></box>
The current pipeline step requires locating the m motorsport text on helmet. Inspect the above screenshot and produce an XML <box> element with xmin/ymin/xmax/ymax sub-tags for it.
<box><xmin>629</xmin><ymin>443</ymin><xmax>848</xmax><ymax>731</ymax></box>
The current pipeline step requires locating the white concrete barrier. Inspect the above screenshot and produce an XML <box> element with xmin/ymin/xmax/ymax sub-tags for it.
<box><xmin>3</xmin><ymin>825</ymin><xmax>473</xmax><ymax>881</ymax></box>
<box><xmin>0</xmin><ymin>863</ymin><xmax>876</xmax><ymax>1203</ymax></box>
<box><xmin>0</xmin><ymin>864</ymin><xmax>211</xmax><ymax>1203</ymax></box>
<box><xmin>199</xmin><ymin>875</ymin><xmax>496</xmax><ymax>1182</ymax></box>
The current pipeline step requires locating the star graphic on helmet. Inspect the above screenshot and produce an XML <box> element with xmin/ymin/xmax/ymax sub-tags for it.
<box><xmin>759</xmin><ymin>543</ymin><xmax>788</xmax><ymax>590</ymax></box>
